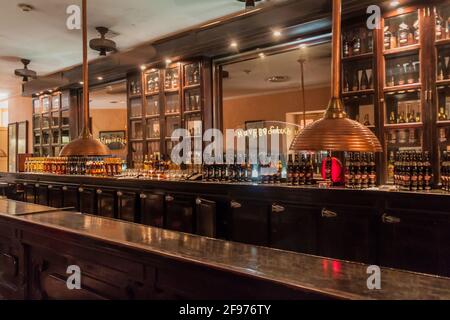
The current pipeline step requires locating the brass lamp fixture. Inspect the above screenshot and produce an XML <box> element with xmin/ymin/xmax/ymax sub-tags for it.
<box><xmin>290</xmin><ymin>0</ymin><xmax>382</xmax><ymax>152</ymax></box>
<box><xmin>60</xmin><ymin>0</ymin><xmax>110</xmax><ymax>157</ymax></box>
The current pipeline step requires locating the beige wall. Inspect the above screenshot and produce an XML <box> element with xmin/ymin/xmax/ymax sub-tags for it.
<box><xmin>8</xmin><ymin>95</ymin><xmax>33</xmax><ymax>154</ymax></box>
<box><xmin>91</xmin><ymin>108</ymin><xmax>128</xmax><ymax>159</ymax></box>
<box><xmin>223</xmin><ymin>87</ymin><xmax>330</xmax><ymax>130</ymax></box>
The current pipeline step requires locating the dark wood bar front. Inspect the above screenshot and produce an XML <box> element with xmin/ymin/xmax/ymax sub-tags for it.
<box><xmin>0</xmin><ymin>198</ymin><xmax>450</xmax><ymax>300</ymax></box>
<box><xmin>3</xmin><ymin>172</ymin><xmax>450</xmax><ymax>279</ymax></box>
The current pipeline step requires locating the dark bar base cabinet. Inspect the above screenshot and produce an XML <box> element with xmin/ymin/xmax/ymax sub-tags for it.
<box><xmin>4</xmin><ymin>172</ymin><xmax>450</xmax><ymax>278</ymax></box>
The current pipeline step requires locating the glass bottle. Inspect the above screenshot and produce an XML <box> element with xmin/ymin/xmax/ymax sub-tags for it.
<box><xmin>384</xmin><ymin>26</ymin><xmax>392</xmax><ymax>50</ymax></box>
<box><xmin>435</xmin><ymin>8</ymin><xmax>443</xmax><ymax>40</ymax></box>
<box><xmin>398</xmin><ymin>22</ymin><xmax>410</xmax><ymax>46</ymax></box>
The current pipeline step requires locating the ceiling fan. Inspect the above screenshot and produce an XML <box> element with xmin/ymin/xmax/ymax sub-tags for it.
<box><xmin>89</xmin><ymin>27</ymin><xmax>117</xmax><ymax>56</ymax></box>
<box><xmin>14</xmin><ymin>59</ymin><xmax>37</xmax><ymax>82</ymax></box>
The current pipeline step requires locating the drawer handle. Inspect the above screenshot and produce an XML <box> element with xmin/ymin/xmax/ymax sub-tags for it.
<box><xmin>117</xmin><ymin>191</ymin><xmax>123</xmax><ymax>197</ymax></box>
<box><xmin>48</xmin><ymin>185</ymin><xmax>53</xmax><ymax>189</ymax></box>
<box><xmin>1</xmin><ymin>253</ymin><xmax>18</xmax><ymax>277</ymax></box>
<box><xmin>272</xmin><ymin>204</ymin><xmax>285</xmax><ymax>213</ymax></box>
<box><xmin>196</xmin><ymin>198</ymin><xmax>202</xmax><ymax>205</ymax></box>
<box><xmin>96</xmin><ymin>189</ymin><xmax>103</xmax><ymax>195</ymax></box>
<box><xmin>321</xmin><ymin>208</ymin><xmax>337</xmax><ymax>218</ymax></box>
<box><xmin>165</xmin><ymin>195</ymin><xmax>174</xmax><ymax>202</ymax></box>
<box><xmin>35</xmin><ymin>184</ymin><xmax>40</xmax><ymax>188</ymax></box>
<box><xmin>140</xmin><ymin>193</ymin><xmax>147</xmax><ymax>199</ymax></box>
<box><xmin>382</xmin><ymin>213</ymin><xmax>401</xmax><ymax>224</ymax></box>
<box><xmin>230</xmin><ymin>201</ymin><xmax>242</xmax><ymax>209</ymax></box>
<box><xmin>78</xmin><ymin>187</ymin><xmax>84</xmax><ymax>193</ymax></box>
<box><xmin>23</xmin><ymin>182</ymin><xmax>27</xmax><ymax>186</ymax></box>
<box><xmin>62</xmin><ymin>186</ymin><xmax>68</xmax><ymax>191</ymax></box>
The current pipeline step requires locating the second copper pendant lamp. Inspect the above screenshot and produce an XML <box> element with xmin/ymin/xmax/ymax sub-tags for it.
<box><xmin>60</xmin><ymin>0</ymin><xmax>110</xmax><ymax>157</ymax></box>
<box><xmin>290</xmin><ymin>0</ymin><xmax>382</xmax><ymax>153</ymax></box>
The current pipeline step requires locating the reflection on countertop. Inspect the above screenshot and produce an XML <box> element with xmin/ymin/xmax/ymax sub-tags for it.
<box><xmin>4</xmin><ymin>208</ymin><xmax>448</xmax><ymax>300</ymax></box>
<box><xmin>0</xmin><ymin>199</ymin><xmax>59</xmax><ymax>216</ymax></box>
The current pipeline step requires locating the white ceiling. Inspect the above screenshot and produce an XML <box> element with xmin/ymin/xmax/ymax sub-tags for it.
<box><xmin>90</xmin><ymin>81</ymin><xmax>127</xmax><ymax>109</ymax></box>
<box><xmin>0</xmin><ymin>0</ymin><xmax>258</xmax><ymax>100</ymax></box>
<box><xmin>223</xmin><ymin>42</ymin><xmax>331</xmax><ymax>98</ymax></box>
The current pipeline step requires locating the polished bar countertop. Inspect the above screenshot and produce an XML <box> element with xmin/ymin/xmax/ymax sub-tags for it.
<box><xmin>0</xmin><ymin>199</ymin><xmax>61</xmax><ymax>216</ymax></box>
<box><xmin>0</xmin><ymin>205</ymin><xmax>448</xmax><ymax>300</ymax></box>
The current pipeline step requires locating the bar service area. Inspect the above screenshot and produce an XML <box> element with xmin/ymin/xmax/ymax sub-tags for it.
<box><xmin>2</xmin><ymin>0</ymin><xmax>450</xmax><ymax>302</ymax></box>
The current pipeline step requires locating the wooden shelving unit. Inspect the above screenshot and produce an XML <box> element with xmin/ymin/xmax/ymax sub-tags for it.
<box><xmin>32</xmin><ymin>91</ymin><xmax>72</xmax><ymax>157</ymax></box>
<box><xmin>126</xmin><ymin>57</ymin><xmax>211</xmax><ymax>168</ymax></box>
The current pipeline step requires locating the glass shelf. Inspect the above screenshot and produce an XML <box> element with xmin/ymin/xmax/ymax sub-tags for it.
<box><xmin>184</xmin><ymin>62</ymin><xmax>201</xmax><ymax>87</ymax></box>
<box><xmin>343</xmin><ymin>94</ymin><xmax>375</xmax><ymax>128</ymax></box>
<box><xmin>146</xmin><ymin>95</ymin><xmax>160</xmax><ymax>116</ymax></box>
<box><xmin>385</xmin><ymin>90</ymin><xmax>421</xmax><ymax>125</ymax></box>
<box><xmin>383</xmin><ymin>11</ymin><xmax>419</xmax><ymax>51</ymax></box>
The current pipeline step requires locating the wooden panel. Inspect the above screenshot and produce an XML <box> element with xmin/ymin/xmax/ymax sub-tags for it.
<box><xmin>36</xmin><ymin>184</ymin><xmax>49</xmax><ymax>206</ymax></box>
<box><xmin>48</xmin><ymin>185</ymin><xmax>64</xmax><ymax>208</ymax></box>
<box><xmin>0</xmin><ymin>222</ymin><xmax>22</xmax><ymax>299</ymax></box>
<box><xmin>78</xmin><ymin>187</ymin><xmax>96</xmax><ymax>215</ymax></box>
<box><xmin>62</xmin><ymin>186</ymin><xmax>79</xmax><ymax>210</ymax></box>
<box><xmin>317</xmin><ymin>205</ymin><xmax>376</xmax><ymax>263</ymax></box>
<box><xmin>96</xmin><ymin>189</ymin><xmax>115</xmax><ymax>219</ymax></box>
<box><xmin>23</xmin><ymin>183</ymin><xmax>36</xmax><ymax>204</ymax></box>
<box><xmin>230</xmin><ymin>199</ymin><xmax>269</xmax><ymax>246</ymax></box>
<box><xmin>117</xmin><ymin>191</ymin><xmax>137</xmax><ymax>223</ymax></box>
<box><xmin>270</xmin><ymin>203</ymin><xmax>318</xmax><ymax>254</ymax></box>
<box><xmin>379</xmin><ymin>209</ymin><xmax>439</xmax><ymax>275</ymax></box>
<box><xmin>195</xmin><ymin>198</ymin><xmax>216</xmax><ymax>238</ymax></box>
<box><xmin>165</xmin><ymin>194</ymin><xmax>195</xmax><ymax>233</ymax></box>
<box><xmin>140</xmin><ymin>192</ymin><xmax>165</xmax><ymax>227</ymax></box>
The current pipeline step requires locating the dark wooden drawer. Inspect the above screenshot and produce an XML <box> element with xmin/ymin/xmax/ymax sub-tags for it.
<box><xmin>140</xmin><ymin>192</ymin><xmax>165</xmax><ymax>227</ymax></box>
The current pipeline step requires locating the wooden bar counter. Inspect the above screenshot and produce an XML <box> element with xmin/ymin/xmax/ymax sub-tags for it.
<box><xmin>2</xmin><ymin>172</ymin><xmax>450</xmax><ymax>279</ymax></box>
<box><xmin>0</xmin><ymin>198</ymin><xmax>450</xmax><ymax>300</ymax></box>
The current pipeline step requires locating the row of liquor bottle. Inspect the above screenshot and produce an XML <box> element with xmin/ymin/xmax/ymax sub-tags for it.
<box><xmin>384</xmin><ymin>21</ymin><xmax>419</xmax><ymax>50</ymax></box>
<box><xmin>441</xmin><ymin>151</ymin><xmax>450</xmax><ymax>192</ymax></box>
<box><xmin>342</xmin><ymin>29</ymin><xmax>373</xmax><ymax>57</ymax></box>
<box><xmin>386</xmin><ymin>61</ymin><xmax>420</xmax><ymax>87</ymax></box>
<box><xmin>389</xmin><ymin>151</ymin><xmax>433</xmax><ymax>191</ymax></box>
<box><xmin>383</xmin><ymin>8</ymin><xmax>448</xmax><ymax>50</ymax></box>
<box><xmin>388</xmin><ymin>109</ymin><xmax>421</xmax><ymax>124</ymax></box>
<box><xmin>24</xmin><ymin>157</ymin><xmax>125</xmax><ymax>177</ymax></box>
<box><xmin>343</xmin><ymin>68</ymin><xmax>373</xmax><ymax>92</ymax></box>
<box><xmin>344</xmin><ymin>152</ymin><xmax>377</xmax><ymax>189</ymax></box>
<box><xmin>437</xmin><ymin>55</ymin><xmax>450</xmax><ymax>81</ymax></box>
<box><xmin>387</xmin><ymin>128</ymin><xmax>419</xmax><ymax>145</ymax></box>
<box><xmin>130</xmin><ymin>80</ymin><xmax>141</xmax><ymax>96</ymax></box>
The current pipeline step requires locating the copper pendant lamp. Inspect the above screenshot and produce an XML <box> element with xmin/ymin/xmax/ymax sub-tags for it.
<box><xmin>60</xmin><ymin>0</ymin><xmax>110</xmax><ymax>157</ymax></box>
<box><xmin>290</xmin><ymin>0</ymin><xmax>382</xmax><ymax>153</ymax></box>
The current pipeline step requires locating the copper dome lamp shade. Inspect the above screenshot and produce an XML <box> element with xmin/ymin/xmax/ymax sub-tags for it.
<box><xmin>290</xmin><ymin>0</ymin><xmax>382</xmax><ymax>153</ymax></box>
<box><xmin>60</xmin><ymin>0</ymin><xmax>110</xmax><ymax>157</ymax></box>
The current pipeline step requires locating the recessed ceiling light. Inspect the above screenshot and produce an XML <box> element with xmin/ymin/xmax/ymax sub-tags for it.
<box><xmin>299</xmin><ymin>43</ymin><xmax>307</xmax><ymax>49</ymax></box>
<box><xmin>230</xmin><ymin>41</ymin><xmax>238</xmax><ymax>48</ymax></box>
<box><xmin>258</xmin><ymin>53</ymin><xmax>266</xmax><ymax>58</ymax></box>
<box><xmin>397</xmin><ymin>7</ymin><xmax>404</xmax><ymax>14</ymax></box>
<box><xmin>140</xmin><ymin>65</ymin><xmax>146</xmax><ymax>71</ymax></box>
<box><xmin>79</xmin><ymin>81</ymin><xmax>84</xmax><ymax>85</ymax></box>
<box><xmin>390</xmin><ymin>1</ymin><xmax>399</xmax><ymax>7</ymax></box>
<box><xmin>97</xmin><ymin>76</ymin><xmax>104</xmax><ymax>80</ymax></box>
<box><xmin>165</xmin><ymin>59</ymin><xmax>172</xmax><ymax>65</ymax></box>
<box><xmin>266</xmin><ymin>76</ymin><xmax>290</xmax><ymax>83</ymax></box>
<box><xmin>18</xmin><ymin>3</ymin><xmax>34</xmax><ymax>12</ymax></box>
<box><xmin>273</xmin><ymin>30</ymin><xmax>282</xmax><ymax>37</ymax></box>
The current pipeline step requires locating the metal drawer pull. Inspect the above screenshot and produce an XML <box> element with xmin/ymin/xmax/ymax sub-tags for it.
<box><xmin>140</xmin><ymin>193</ymin><xmax>147</xmax><ymax>199</ymax></box>
<box><xmin>23</xmin><ymin>182</ymin><xmax>27</xmax><ymax>186</ymax></box>
<box><xmin>321</xmin><ymin>208</ymin><xmax>338</xmax><ymax>218</ymax></box>
<box><xmin>272</xmin><ymin>204</ymin><xmax>285</xmax><ymax>213</ymax></box>
<box><xmin>35</xmin><ymin>184</ymin><xmax>40</xmax><ymax>188</ymax></box>
<box><xmin>196</xmin><ymin>198</ymin><xmax>202</xmax><ymax>205</ymax></box>
<box><xmin>48</xmin><ymin>185</ymin><xmax>53</xmax><ymax>189</ymax></box>
<box><xmin>230</xmin><ymin>201</ymin><xmax>242</xmax><ymax>209</ymax></box>
<box><xmin>62</xmin><ymin>186</ymin><xmax>68</xmax><ymax>191</ymax></box>
<box><xmin>165</xmin><ymin>195</ymin><xmax>174</xmax><ymax>202</ymax></box>
<box><xmin>96</xmin><ymin>189</ymin><xmax>103</xmax><ymax>195</ymax></box>
<box><xmin>382</xmin><ymin>213</ymin><xmax>401</xmax><ymax>224</ymax></box>
<box><xmin>78</xmin><ymin>187</ymin><xmax>84</xmax><ymax>193</ymax></box>
<box><xmin>117</xmin><ymin>191</ymin><xmax>123</xmax><ymax>197</ymax></box>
